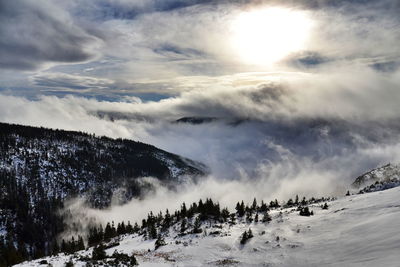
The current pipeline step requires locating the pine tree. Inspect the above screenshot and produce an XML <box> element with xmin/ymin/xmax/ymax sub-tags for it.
<box><xmin>193</xmin><ymin>217</ymin><xmax>202</xmax><ymax>234</ymax></box>
<box><xmin>117</xmin><ymin>221</ymin><xmax>126</xmax><ymax>235</ymax></box>
<box><xmin>246</xmin><ymin>211</ymin><xmax>253</xmax><ymax>222</ymax></box>
<box><xmin>299</xmin><ymin>207</ymin><xmax>313</xmax><ymax>216</ymax></box>
<box><xmin>133</xmin><ymin>222</ymin><xmax>140</xmax><ymax>233</ymax></box>
<box><xmin>236</xmin><ymin>201</ymin><xmax>245</xmax><ymax>217</ymax></box>
<box><xmin>248</xmin><ymin>228</ymin><xmax>253</xmax><ymax>238</ymax></box>
<box><xmin>240</xmin><ymin>228</ymin><xmax>253</xmax><ymax>245</ymax></box>
<box><xmin>77</xmin><ymin>236</ymin><xmax>85</xmax><ymax>251</ymax></box>
<box><xmin>240</xmin><ymin>231</ymin><xmax>248</xmax><ymax>245</ymax></box>
<box><xmin>129</xmin><ymin>253</ymin><xmax>138</xmax><ymax>265</ymax></box>
<box><xmin>180</xmin><ymin>218</ymin><xmax>187</xmax><ymax>234</ymax></box>
<box><xmin>126</xmin><ymin>221</ymin><xmax>134</xmax><ymax>233</ymax></box>
<box><xmin>65</xmin><ymin>259</ymin><xmax>74</xmax><ymax>267</ymax></box>
<box><xmin>259</xmin><ymin>200</ymin><xmax>268</xmax><ymax>212</ymax></box>
<box><xmin>52</xmin><ymin>241</ymin><xmax>59</xmax><ymax>255</ymax></box>
<box><xmin>163</xmin><ymin>209</ymin><xmax>171</xmax><ymax>229</ymax></box>
<box><xmin>286</xmin><ymin>198</ymin><xmax>294</xmax><ymax>207</ymax></box>
<box><xmin>148</xmin><ymin>223</ymin><xmax>157</xmax><ymax>239</ymax></box>
<box><xmin>104</xmin><ymin>222</ymin><xmax>113</xmax><ymax>240</ymax></box>
<box><xmin>221</xmin><ymin>208</ymin><xmax>230</xmax><ymax>222</ymax></box>
<box><xmin>229</xmin><ymin>213</ymin><xmax>236</xmax><ymax>224</ymax></box>
<box><xmin>60</xmin><ymin>239</ymin><xmax>68</xmax><ymax>254</ymax></box>
<box><xmin>262</xmin><ymin>211</ymin><xmax>272</xmax><ymax>223</ymax></box>
<box><xmin>155</xmin><ymin>236</ymin><xmax>166</xmax><ymax>250</ymax></box>
<box><xmin>181</xmin><ymin>203</ymin><xmax>187</xmax><ymax>218</ymax></box>
<box><xmin>92</xmin><ymin>243</ymin><xmax>106</xmax><ymax>261</ymax></box>
<box><xmin>252</xmin><ymin>198</ymin><xmax>257</xmax><ymax>211</ymax></box>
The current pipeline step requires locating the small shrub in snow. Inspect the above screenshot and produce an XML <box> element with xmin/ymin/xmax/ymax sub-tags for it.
<box><xmin>299</xmin><ymin>207</ymin><xmax>314</xmax><ymax>216</ymax></box>
<box><xmin>240</xmin><ymin>228</ymin><xmax>254</xmax><ymax>245</ymax></box>
<box><xmin>262</xmin><ymin>212</ymin><xmax>272</xmax><ymax>223</ymax></box>
<box><xmin>65</xmin><ymin>259</ymin><xmax>74</xmax><ymax>267</ymax></box>
<box><xmin>155</xmin><ymin>237</ymin><xmax>167</xmax><ymax>250</ymax></box>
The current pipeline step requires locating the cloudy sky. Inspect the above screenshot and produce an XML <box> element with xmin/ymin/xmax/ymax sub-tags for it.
<box><xmin>2</xmin><ymin>0</ymin><xmax>400</xmax><ymax>205</ymax></box>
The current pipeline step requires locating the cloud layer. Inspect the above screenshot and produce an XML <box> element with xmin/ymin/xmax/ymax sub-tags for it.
<box><xmin>2</xmin><ymin>0</ymin><xmax>400</xmax><ymax>231</ymax></box>
<box><xmin>0</xmin><ymin>0</ymin><xmax>99</xmax><ymax>70</ymax></box>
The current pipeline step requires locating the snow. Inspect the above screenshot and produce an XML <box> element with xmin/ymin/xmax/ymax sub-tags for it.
<box><xmin>15</xmin><ymin>187</ymin><xmax>400</xmax><ymax>267</ymax></box>
<box><xmin>353</xmin><ymin>163</ymin><xmax>400</xmax><ymax>189</ymax></box>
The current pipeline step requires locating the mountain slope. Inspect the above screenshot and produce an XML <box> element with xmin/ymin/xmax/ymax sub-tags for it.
<box><xmin>352</xmin><ymin>163</ymin><xmax>400</xmax><ymax>193</ymax></box>
<box><xmin>0</xmin><ymin>122</ymin><xmax>206</xmax><ymax>207</ymax></box>
<box><xmin>15</xmin><ymin>186</ymin><xmax>400</xmax><ymax>267</ymax></box>
<box><xmin>0</xmin><ymin>122</ymin><xmax>206</xmax><ymax>265</ymax></box>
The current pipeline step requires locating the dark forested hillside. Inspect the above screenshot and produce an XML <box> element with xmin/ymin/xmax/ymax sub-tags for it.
<box><xmin>0</xmin><ymin>122</ymin><xmax>206</xmax><ymax>266</ymax></box>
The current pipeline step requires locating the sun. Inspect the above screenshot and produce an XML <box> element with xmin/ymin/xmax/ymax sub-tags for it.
<box><xmin>231</xmin><ymin>7</ymin><xmax>313</xmax><ymax>66</ymax></box>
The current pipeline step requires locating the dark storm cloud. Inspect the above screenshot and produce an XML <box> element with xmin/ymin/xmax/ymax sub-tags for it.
<box><xmin>0</xmin><ymin>0</ymin><xmax>99</xmax><ymax>70</ymax></box>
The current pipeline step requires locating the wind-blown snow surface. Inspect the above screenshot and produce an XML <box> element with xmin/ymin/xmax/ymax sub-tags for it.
<box><xmin>16</xmin><ymin>187</ymin><xmax>400</xmax><ymax>267</ymax></box>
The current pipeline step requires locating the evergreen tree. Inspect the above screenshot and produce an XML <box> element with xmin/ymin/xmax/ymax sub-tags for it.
<box><xmin>155</xmin><ymin>236</ymin><xmax>166</xmax><ymax>250</ymax></box>
<box><xmin>262</xmin><ymin>211</ymin><xmax>272</xmax><ymax>223</ymax></box>
<box><xmin>126</xmin><ymin>221</ymin><xmax>134</xmax><ymax>234</ymax></box>
<box><xmin>117</xmin><ymin>221</ymin><xmax>126</xmax><ymax>235</ymax></box>
<box><xmin>129</xmin><ymin>253</ymin><xmax>139</xmax><ymax>265</ymax></box>
<box><xmin>65</xmin><ymin>259</ymin><xmax>74</xmax><ymax>267</ymax></box>
<box><xmin>259</xmin><ymin>200</ymin><xmax>268</xmax><ymax>212</ymax></box>
<box><xmin>180</xmin><ymin>218</ymin><xmax>187</xmax><ymax>234</ymax></box>
<box><xmin>251</xmin><ymin>198</ymin><xmax>257</xmax><ymax>211</ymax></box>
<box><xmin>221</xmin><ymin>208</ymin><xmax>230</xmax><ymax>222</ymax></box>
<box><xmin>246</xmin><ymin>211</ymin><xmax>253</xmax><ymax>222</ymax></box>
<box><xmin>163</xmin><ymin>209</ymin><xmax>171</xmax><ymax>229</ymax></box>
<box><xmin>236</xmin><ymin>201</ymin><xmax>245</xmax><ymax>217</ymax></box>
<box><xmin>299</xmin><ymin>207</ymin><xmax>313</xmax><ymax>216</ymax></box>
<box><xmin>148</xmin><ymin>223</ymin><xmax>157</xmax><ymax>239</ymax></box>
<box><xmin>248</xmin><ymin>228</ymin><xmax>253</xmax><ymax>238</ymax></box>
<box><xmin>295</xmin><ymin>195</ymin><xmax>299</xmax><ymax>206</ymax></box>
<box><xmin>193</xmin><ymin>217</ymin><xmax>202</xmax><ymax>234</ymax></box>
<box><xmin>181</xmin><ymin>203</ymin><xmax>187</xmax><ymax>218</ymax></box>
<box><xmin>77</xmin><ymin>236</ymin><xmax>85</xmax><ymax>251</ymax></box>
<box><xmin>240</xmin><ymin>228</ymin><xmax>253</xmax><ymax>245</ymax></box>
<box><xmin>229</xmin><ymin>213</ymin><xmax>236</xmax><ymax>225</ymax></box>
<box><xmin>92</xmin><ymin>243</ymin><xmax>106</xmax><ymax>261</ymax></box>
<box><xmin>133</xmin><ymin>223</ymin><xmax>140</xmax><ymax>233</ymax></box>
<box><xmin>240</xmin><ymin>231</ymin><xmax>248</xmax><ymax>245</ymax></box>
<box><xmin>104</xmin><ymin>222</ymin><xmax>113</xmax><ymax>240</ymax></box>
<box><xmin>60</xmin><ymin>239</ymin><xmax>68</xmax><ymax>254</ymax></box>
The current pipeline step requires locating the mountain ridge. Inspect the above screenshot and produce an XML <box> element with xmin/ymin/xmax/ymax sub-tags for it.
<box><xmin>0</xmin><ymin>122</ymin><xmax>206</xmax><ymax>266</ymax></box>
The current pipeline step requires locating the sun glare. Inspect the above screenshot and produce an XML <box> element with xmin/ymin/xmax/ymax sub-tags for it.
<box><xmin>231</xmin><ymin>7</ymin><xmax>313</xmax><ymax>66</ymax></box>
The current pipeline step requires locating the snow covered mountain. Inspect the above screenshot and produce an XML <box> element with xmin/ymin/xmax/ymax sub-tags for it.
<box><xmin>15</xmin><ymin>186</ymin><xmax>400</xmax><ymax>267</ymax></box>
<box><xmin>0</xmin><ymin>122</ymin><xmax>206</xmax><ymax>266</ymax></box>
<box><xmin>0</xmin><ymin>122</ymin><xmax>206</xmax><ymax>207</ymax></box>
<box><xmin>3</xmin><ymin>122</ymin><xmax>400</xmax><ymax>267</ymax></box>
<box><xmin>352</xmin><ymin>163</ymin><xmax>400</xmax><ymax>193</ymax></box>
